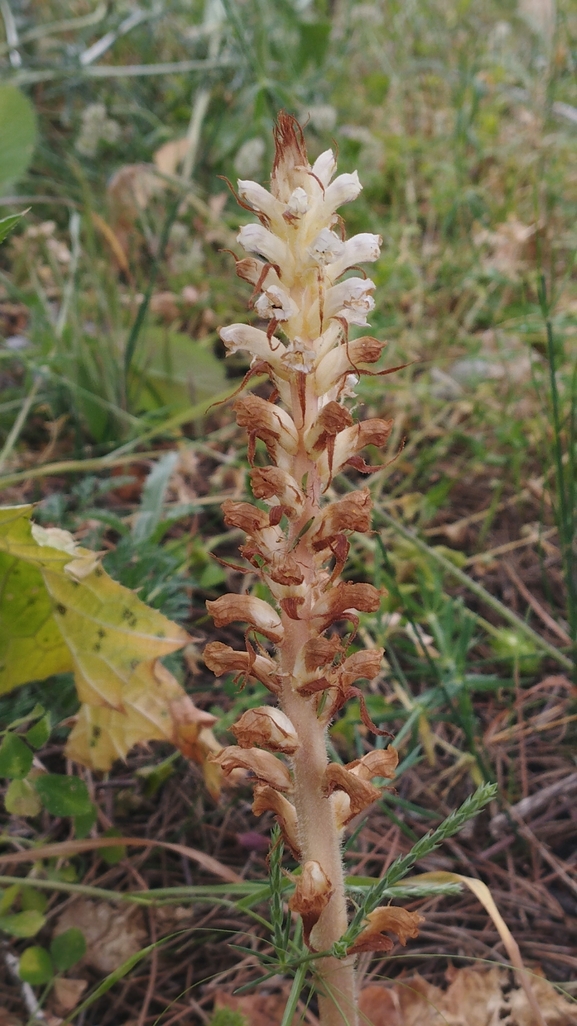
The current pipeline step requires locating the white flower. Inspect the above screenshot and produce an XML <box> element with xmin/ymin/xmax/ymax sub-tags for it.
<box><xmin>238</xmin><ymin>179</ymin><xmax>278</xmax><ymax>219</ymax></box>
<box><xmin>255</xmin><ymin>286</ymin><xmax>299</xmax><ymax>322</ymax></box>
<box><xmin>286</xmin><ymin>186</ymin><xmax>310</xmax><ymax>216</ymax></box>
<box><xmin>237</xmin><ymin>224</ymin><xmax>289</xmax><ymax>268</ymax></box>
<box><xmin>326</xmin><ymin>232</ymin><xmax>381</xmax><ymax>281</ymax></box>
<box><xmin>220</xmin><ymin>323</ymin><xmax>285</xmax><ymax>363</ymax></box>
<box><xmin>308</xmin><ymin>228</ymin><xmax>345</xmax><ymax>266</ymax></box>
<box><xmin>281</xmin><ymin>337</ymin><xmax>317</xmax><ymax>374</ymax></box>
<box><xmin>322</xmin><ymin>172</ymin><xmax>362</xmax><ymax>216</ymax></box>
<box><xmin>311</xmin><ymin>149</ymin><xmax>336</xmax><ymax>187</ymax></box>
<box><xmin>326</xmin><ymin>277</ymin><xmax>376</xmax><ymax>326</ymax></box>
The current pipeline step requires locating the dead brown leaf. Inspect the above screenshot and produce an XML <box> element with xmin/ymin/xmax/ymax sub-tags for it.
<box><xmin>51</xmin><ymin>978</ymin><xmax>88</xmax><ymax>1015</ymax></box>
<box><xmin>0</xmin><ymin>1010</ymin><xmax>22</xmax><ymax>1026</ymax></box>
<box><xmin>54</xmin><ymin>900</ymin><xmax>146</xmax><ymax>975</ymax></box>
<box><xmin>213</xmin><ymin>991</ymin><xmax>302</xmax><ymax>1026</ymax></box>
<box><xmin>358</xmin><ymin>967</ymin><xmax>576</xmax><ymax>1026</ymax></box>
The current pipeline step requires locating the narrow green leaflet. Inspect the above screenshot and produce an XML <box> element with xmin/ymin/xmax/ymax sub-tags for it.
<box><xmin>0</xmin><ymin>210</ymin><xmax>27</xmax><ymax>245</ymax></box>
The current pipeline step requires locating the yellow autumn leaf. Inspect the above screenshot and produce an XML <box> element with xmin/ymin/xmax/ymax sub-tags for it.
<box><xmin>0</xmin><ymin>505</ymin><xmax>225</xmax><ymax>778</ymax></box>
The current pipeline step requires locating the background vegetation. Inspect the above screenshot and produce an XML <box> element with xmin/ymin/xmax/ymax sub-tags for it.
<box><xmin>0</xmin><ymin>0</ymin><xmax>576</xmax><ymax>1023</ymax></box>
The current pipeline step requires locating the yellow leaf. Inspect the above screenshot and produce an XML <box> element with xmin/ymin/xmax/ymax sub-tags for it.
<box><xmin>0</xmin><ymin>505</ymin><xmax>208</xmax><ymax>774</ymax></box>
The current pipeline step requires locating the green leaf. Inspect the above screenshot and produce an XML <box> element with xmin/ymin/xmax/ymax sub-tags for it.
<box><xmin>135</xmin><ymin>330</ymin><xmax>227</xmax><ymax>417</ymax></box>
<box><xmin>74</xmin><ymin>803</ymin><xmax>98</xmax><ymax>839</ymax></box>
<box><xmin>0</xmin><ymin>210</ymin><xmax>27</xmax><ymax>245</ymax></box>
<box><xmin>5</xmin><ymin>777</ymin><xmax>42</xmax><ymax>816</ymax></box>
<box><xmin>18</xmin><ymin>945</ymin><xmax>53</xmax><ymax>985</ymax></box>
<box><xmin>34</xmin><ymin>774</ymin><xmax>93</xmax><ymax>817</ymax></box>
<box><xmin>25</xmin><ymin>713</ymin><xmax>51</xmax><ymax>749</ymax></box>
<box><xmin>0</xmin><ymin>86</ymin><xmax>37</xmax><ymax>194</ymax></box>
<box><xmin>50</xmin><ymin>927</ymin><xmax>86</xmax><ymax>972</ymax></box>
<box><xmin>0</xmin><ymin>883</ymin><xmax>20</xmax><ymax>915</ymax></box>
<box><xmin>296</xmin><ymin>21</ymin><xmax>331</xmax><ymax>70</ymax></box>
<box><xmin>21</xmin><ymin>887</ymin><xmax>48</xmax><ymax>914</ymax></box>
<box><xmin>133</xmin><ymin>451</ymin><xmax>179</xmax><ymax>544</ymax></box>
<box><xmin>0</xmin><ymin>909</ymin><xmax>45</xmax><ymax>937</ymax></box>
<box><xmin>98</xmin><ymin>828</ymin><xmax>126</xmax><ymax>865</ymax></box>
<box><xmin>0</xmin><ymin>733</ymin><xmax>33</xmax><ymax>779</ymax></box>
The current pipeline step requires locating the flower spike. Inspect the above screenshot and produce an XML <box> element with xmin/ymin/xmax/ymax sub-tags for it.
<box><xmin>204</xmin><ymin>113</ymin><xmax>406</xmax><ymax>1026</ymax></box>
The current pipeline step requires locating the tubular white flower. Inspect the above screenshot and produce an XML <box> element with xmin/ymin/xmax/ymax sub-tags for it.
<box><xmin>322</xmin><ymin>171</ymin><xmax>362</xmax><ymax>216</ymax></box>
<box><xmin>281</xmin><ymin>337</ymin><xmax>317</xmax><ymax>374</ymax></box>
<box><xmin>220</xmin><ymin>323</ymin><xmax>285</xmax><ymax>364</ymax></box>
<box><xmin>286</xmin><ymin>186</ymin><xmax>310</xmax><ymax>216</ymax></box>
<box><xmin>311</xmin><ymin>148</ymin><xmax>336</xmax><ymax>187</ymax></box>
<box><xmin>325</xmin><ymin>277</ymin><xmax>376</xmax><ymax>326</ymax></box>
<box><xmin>237</xmin><ymin>179</ymin><xmax>280</xmax><ymax>220</ymax></box>
<box><xmin>237</xmin><ymin>223</ymin><xmax>289</xmax><ymax>268</ymax></box>
<box><xmin>309</xmin><ymin>228</ymin><xmax>345</xmax><ymax>266</ymax></box>
<box><xmin>326</xmin><ymin>233</ymin><xmax>382</xmax><ymax>282</ymax></box>
<box><xmin>255</xmin><ymin>285</ymin><xmax>300</xmax><ymax>322</ymax></box>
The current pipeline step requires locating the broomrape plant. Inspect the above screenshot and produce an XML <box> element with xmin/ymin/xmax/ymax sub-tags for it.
<box><xmin>204</xmin><ymin>114</ymin><xmax>493</xmax><ymax>1026</ymax></box>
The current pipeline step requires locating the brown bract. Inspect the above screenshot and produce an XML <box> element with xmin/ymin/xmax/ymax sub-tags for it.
<box><xmin>206</xmin><ymin>594</ymin><xmax>284</xmax><ymax>643</ymax></box>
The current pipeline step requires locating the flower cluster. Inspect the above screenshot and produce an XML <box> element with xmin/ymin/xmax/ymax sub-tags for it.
<box><xmin>204</xmin><ymin>114</ymin><xmax>420</xmax><ymax>1025</ymax></box>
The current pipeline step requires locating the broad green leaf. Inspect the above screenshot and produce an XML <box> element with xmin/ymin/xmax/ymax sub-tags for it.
<box><xmin>18</xmin><ymin>945</ymin><xmax>53</xmax><ymax>985</ymax></box>
<box><xmin>0</xmin><ymin>733</ymin><xmax>33</xmax><ymax>779</ymax></box>
<box><xmin>0</xmin><ymin>210</ymin><xmax>27</xmax><ymax>245</ymax></box>
<box><xmin>34</xmin><ymin>775</ymin><xmax>93</xmax><ymax>817</ymax></box>
<box><xmin>50</xmin><ymin>927</ymin><xmax>86</xmax><ymax>972</ymax></box>
<box><xmin>0</xmin><ymin>909</ymin><xmax>45</xmax><ymax>937</ymax></box>
<box><xmin>0</xmin><ymin>86</ymin><xmax>37</xmax><ymax>194</ymax></box>
<box><xmin>4</xmin><ymin>777</ymin><xmax>41</xmax><ymax>816</ymax></box>
<box><xmin>136</xmin><ymin>330</ymin><xmax>227</xmax><ymax>415</ymax></box>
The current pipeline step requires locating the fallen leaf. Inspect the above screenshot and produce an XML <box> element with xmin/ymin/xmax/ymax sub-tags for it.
<box><xmin>213</xmin><ymin>991</ymin><xmax>301</xmax><ymax>1026</ymax></box>
<box><xmin>51</xmin><ymin>978</ymin><xmax>88</xmax><ymax>1015</ymax></box>
<box><xmin>54</xmin><ymin>900</ymin><xmax>146</xmax><ymax>975</ymax></box>
<box><xmin>0</xmin><ymin>505</ymin><xmax>220</xmax><ymax>777</ymax></box>
<box><xmin>0</xmin><ymin>1010</ymin><xmax>22</xmax><ymax>1026</ymax></box>
<box><xmin>358</xmin><ymin>967</ymin><xmax>577</xmax><ymax>1026</ymax></box>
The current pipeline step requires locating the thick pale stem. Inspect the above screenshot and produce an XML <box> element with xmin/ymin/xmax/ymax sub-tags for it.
<box><xmin>278</xmin><ymin>379</ymin><xmax>358</xmax><ymax>1026</ymax></box>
